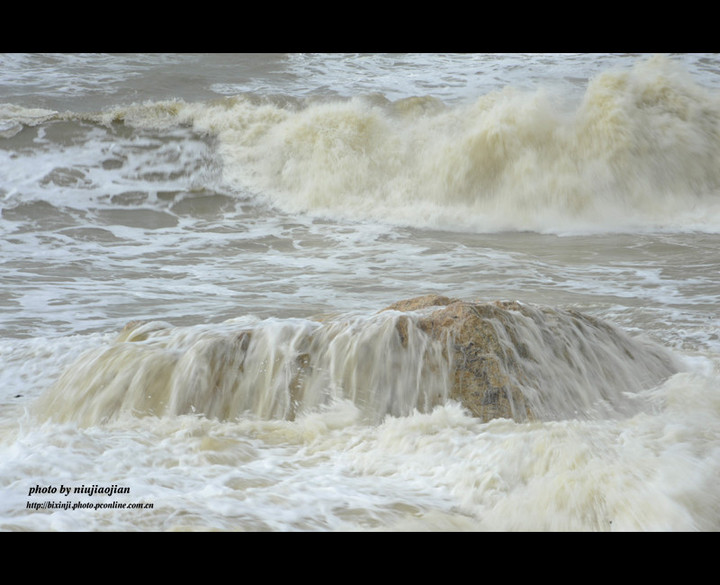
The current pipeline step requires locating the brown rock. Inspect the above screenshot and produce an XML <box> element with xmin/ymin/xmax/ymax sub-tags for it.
<box><xmin>47</xmin><ymin>295</ymin><xmax>678</xmax><ymax>426</ymax></box>
<box><xmin>382</xmin><ymin>295</ymin><xmax>678</xmax><ymax>422</ymax></box>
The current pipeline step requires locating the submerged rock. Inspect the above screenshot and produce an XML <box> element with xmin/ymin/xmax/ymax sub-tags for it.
<box><xmin>382</xmin><ymin>295</ymin><xmax>679</xmax><ymax>422</ymax></box>
<box><xmin>35</xmin><ymin>295</ymin><xmax>681</xmax><ymax>426</ymax></box>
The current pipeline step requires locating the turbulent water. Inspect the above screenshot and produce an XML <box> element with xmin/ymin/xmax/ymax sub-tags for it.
<box><xmin>1</xmin><ymin>53</ymin><xmax>719</xmax><ymax>531</ymax></box>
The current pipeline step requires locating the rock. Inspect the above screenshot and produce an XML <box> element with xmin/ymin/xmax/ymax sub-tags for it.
<box><xmin>382</xmin><ymin>295</ymin><xmax>679</xmax><ymax>422</ymax></box>
<box><xmin>38</xmin><ymin>295</ymin><xmax>680</xmax><ymax>426</ymax></box>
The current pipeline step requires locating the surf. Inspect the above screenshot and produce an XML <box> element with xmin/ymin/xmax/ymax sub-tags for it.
<box><xmin>5</xmin><ymin>55</ymin><xmax>720</xmax><ymax>235</ymax></box>
<box><xmin>32</xmin><ymin>296</ymin><xmax>681</xmax><ymax>427</ymax></box>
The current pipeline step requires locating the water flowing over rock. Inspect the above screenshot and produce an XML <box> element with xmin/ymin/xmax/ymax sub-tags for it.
<box><xmin>34</xmin><ymin>296</ymin><xmax>681</xmax><ymax>426</ymax></box>
<box><xmin>383</xmin><ymin>295</ymin><xmax>680</xmax><ymax>421</ymax></box>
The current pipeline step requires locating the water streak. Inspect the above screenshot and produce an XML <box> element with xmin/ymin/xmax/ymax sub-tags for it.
<box><xmin>33</xmin><ymin>301</ymin><xmax>680</xmax><ymax>427</ymax></box>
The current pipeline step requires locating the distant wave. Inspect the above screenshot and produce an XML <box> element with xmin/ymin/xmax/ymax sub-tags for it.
<box><xmin>6</xmin><ymin>55</ymin><xmax>720</xmax><ymax>234</ymax></box>
<box><xmin>198</xmin><ymin>55</ymin><xmax>720</xmax><ymax>234</ymax></box>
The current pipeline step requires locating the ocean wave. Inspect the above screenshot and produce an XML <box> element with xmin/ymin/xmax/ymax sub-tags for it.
<box><xmin>131</xmin><ymin>56</ymin><xmax>720</xmax><ymax>233</ymax></box>
<box><xmin>4</xmin><ymin>55</ymin><xmax>720</xmax><ymax>235</ymax></box>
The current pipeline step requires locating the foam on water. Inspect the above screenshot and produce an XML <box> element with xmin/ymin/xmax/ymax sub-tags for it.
<box><xmin>5</xmin><ymin>55</ymin><xmax>720</xmax><ymax>236</ymax></box>
<box><xmin>31</xmin><ymin>54</ymin><xmax>712</xmax><ymax>235</ymax></box>
<box><xmin>1</xmin><ymin>53</ymin><xmax>719</xmax><ymax>531</ymax></box>
<box><xmin>3</xmin><ymin>367</ymin><xmax>719</xmax><ymax>531</ymax></box>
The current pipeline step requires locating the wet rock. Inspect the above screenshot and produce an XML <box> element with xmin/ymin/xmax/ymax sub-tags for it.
<box><xmin>64</xmin><ymin>295</ymin><xmax>678</xmax><ymax>426</ymax></box>
<box><xmin>383</xmin><ymin>295</ymin><xmax>679</xmax><ymax>422</ymax></box>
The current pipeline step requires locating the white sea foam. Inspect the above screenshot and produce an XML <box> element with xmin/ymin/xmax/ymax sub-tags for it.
<box><xmin>1</xmin><ymin>53</ymin><xmax>719</xmax><ymax>531</ymax></box>
<box><xmin>4</xmin><ymin>55</ymin><xmax>720</xmax><ymax>235</ymax></box>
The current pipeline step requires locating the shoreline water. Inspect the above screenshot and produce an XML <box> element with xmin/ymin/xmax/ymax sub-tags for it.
<box><xmin>1</xmin><ymin>53</ymin><xmax>719</xmax><ymax>531</ymax></box>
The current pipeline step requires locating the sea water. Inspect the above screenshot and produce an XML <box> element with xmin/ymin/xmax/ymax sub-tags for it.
<box><xmin>1</xmin><ymin>53</ymin><xmax>719</xmax><ymax>531</ymax></box>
